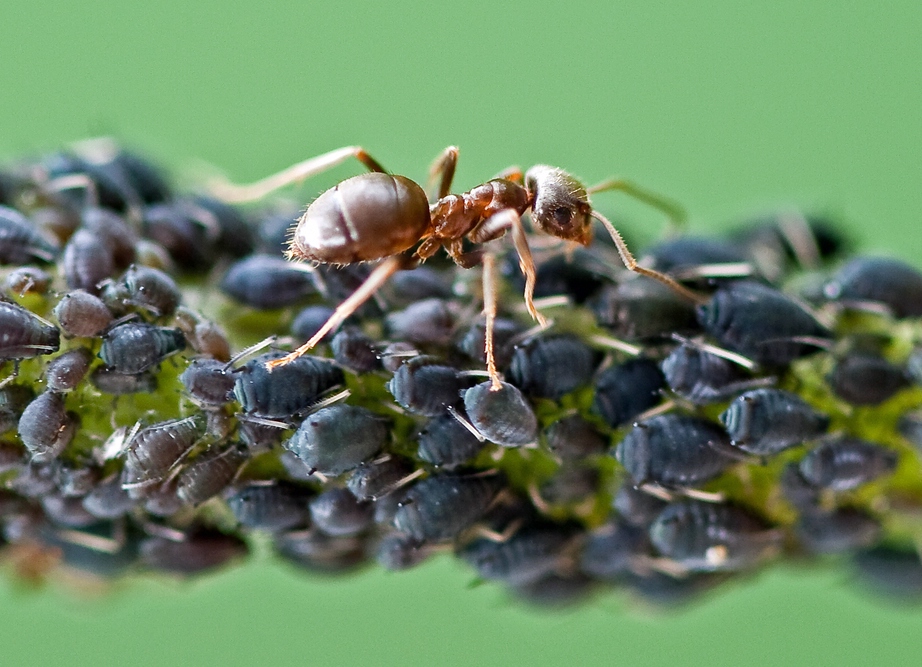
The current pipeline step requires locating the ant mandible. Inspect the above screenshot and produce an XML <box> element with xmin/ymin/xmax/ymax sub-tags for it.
<box><xmin>211</xmin><ymin>146</ymin><xmax>704</xmax><ymax>388</ymax></box>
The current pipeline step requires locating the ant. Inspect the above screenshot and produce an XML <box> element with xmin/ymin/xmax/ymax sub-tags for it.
<box><xmin>211</xmin><ymin>146</ymin><xmax>703</xmax><ymax>387</ymax></box>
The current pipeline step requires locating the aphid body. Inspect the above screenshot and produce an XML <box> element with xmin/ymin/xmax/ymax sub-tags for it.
<box><xmin>719</xmin><ymin>388</ymin><xmax>830</xmax><ymax>456</ymax></box>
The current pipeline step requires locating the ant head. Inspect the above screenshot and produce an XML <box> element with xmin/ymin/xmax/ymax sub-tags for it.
<box><xmin>524</xmin><ymin>166</ymin><xmax>593</xmax><ymax>246</ymax></box>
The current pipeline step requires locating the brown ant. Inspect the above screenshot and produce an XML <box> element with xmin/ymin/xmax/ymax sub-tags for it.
<box><xmin>211</xmin><ymin>146</ymin><xmax>703</xmax><ymax>387</ymax></box>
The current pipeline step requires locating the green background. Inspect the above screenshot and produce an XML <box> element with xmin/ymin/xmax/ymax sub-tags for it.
<box><xmin>2</xmin><ymin>1</ymin><xmax>922</xmax><ymax>665</ymax></box>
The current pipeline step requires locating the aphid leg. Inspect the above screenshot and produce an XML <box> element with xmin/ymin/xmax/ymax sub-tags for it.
<box><xmin>210</xmin><ymin>146</ymin><xmax>388</xmax><ymax>203</ymax></box>
<box><xmin>466</xmin><ymin>517</ymin><xmax>524</xmax><ymax>543</ymax></box>
<box><xmin>587</xmin><ymin>177</ymin><xmax>687</xmax><ymax>232</ymax></box>
<box><xmin>777</xmin><ymin>209</ymin><xmax>821</xmax><ymax>270</ymax></box>
<box><xmin>527</xmin><ymin>483</ymin><xmax>552</xmax><ymax>514</ymax></box>
<box><xmin>266</xmin><ymin>254</ymin><xmax>414</xmax><ymax>370</ymax></box>
<box><xmin>591</xmin><ymin>211</ymin><xmax>709</xmax><ymax>305</ymax></box>
<box><xmin>426</xmin><ymin>146</ymin><xmax>459</xmax><ymax>200</ymax></box>
<box><xmin>481</xmin><ymin>252</ymin><xmax>503</xmax><ymax>390</ymax></box>
<box><xmin>44</xmin><ymin>172</ymin><xmax>100</xmax><ymax>209</ymax></box>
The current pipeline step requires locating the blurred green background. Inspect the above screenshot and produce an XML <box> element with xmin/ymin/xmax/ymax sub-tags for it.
<box><xmin>2</xmin><ymin>1</ymin><xmax>922</xmax><ymax>665</ymax></box>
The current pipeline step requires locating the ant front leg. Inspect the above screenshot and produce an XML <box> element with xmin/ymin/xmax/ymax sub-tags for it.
<box><xmin>426</xmin><ymin>146</ymin><xmax>459</xmax><ymax>201</ymax></box>
<box><xmin>210</xmin><ymin>146</ymin><xmax>388</xmax><ymax>203</ymax></box>
<box><xmin>587</xmin><ymin>177</ymin><xmax>687</xmax><ymax>233</ymax></box>
<box><xmin>481</xmin><ymin>252</ymin><xmax>503</xmax><ymax>390</ymax></box>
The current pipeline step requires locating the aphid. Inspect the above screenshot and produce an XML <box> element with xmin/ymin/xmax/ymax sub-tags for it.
<box><xmin>0</xmin><ymin>205</ymin><xmax>58</xmax><ymax>264</ymax></box>
<box><xmin>190</xmin><ymin>194</ymin><xmax>256</xmax><ymax>259</ymax></box>
<box><xmin>719</xmin><ymin>388</ymin><xmax>830</xmax><ymax>456</ymax></box>
<box><xmin>458</xmin><ymin>521</ymin><xmax>580</xmax><ymax>586</ymax></box>
<box><xmin>644</xmin><ymin>236</ymin><xmax>750</xmax><ymax>277</ymax></box>
<box><xmin>507</xmin><ymin>334</ymin><xmax>600</xmax><ymax>399</ymax></box>
<box><xmin>220</xmin><ymin>254</ymin><xmax>318</xmax><ymax>309</ymax></box>
<box><xmin>81</xmin><ymin>476</ymin><xmax>136</xmax><ymax>519</ymax></box>
<box><xmin>778</xmin><ymin>462</ymin><xmax>822</xmax><ymax>511</ymax></box>
<box><xmin>213</xmin><ymin>146</ymin><xmax>698</xmax><ymax>384</ymax></box>
<box><xmin>290</xmin><ymin>305</ymin><xmax>337</xmax><ymax>344</ymax></box>
<box><xmin>385</xmin><ymin>298</ymin><xmax>459</xmax><ymax>347</ymax></box>
<box><xmin>0</xmin><ymin>300</ymin><xmax>60</xmax><ymax>360</ymax></box>
<box><xmin>40</xmin><ymin>521</ymin><xmax>141</xmax><ymax>579</ymax></box>
<box><xmin>283</xmin><ymin>404</ymin><xmax>388</xmax><ymax>476</ymax></box>
<box><xmin>457</xmin><ymin>317</ymin><xmax>523</xmax><ymax>369</ymax></box>
<box><xmin>826</xmin><ymin>353</ymin><xmax>910</xmax><ymax>406</ymax></box>
<box><xmin>392</xmin><ymin>471</ymin><xmax>506</xmax><ymax>542</ymax></box>
<box><xmin>6</xmin><ymin>266</ymin><xmax>53</xmax><ymax>296</ymax></box>
<box><xmin>581</xmin><ymin>520</ymin><xmax>652</xmax><ymax>580</ymax></box>
<box><xmin>80</xmin><ymin>207</ymin><xmax>138</xmax><ymax>269</ymax></box>
<box><xmin>53</xmin><ymin>289</ymin><xmax>113</xmax><ymax>338</ymax></box>
<box><xmin>697</xmin><ymin>281</ymin><xmax>832</xmax><ymax>366</ymax></box>
<box><xmin>387</xmin><ymin>355</ymin><xmax>463</xmax><ymax>416</ymax></box>
<box><xmin>0</xmin><ymin>384</ymin><xmax>34</xmax><ymax>435</ymax></box>
<box><xmin>375</xmin><ymin>532</ymin><xmax>434</xmax><ymax>571</ymax></box>
<box><xmin>274</xmin><ymin>529</ymin><xmax>368</xmax><ymax>573</ymax></box>
<box><xmin>378</xmin><ymin>341</ymin><xmax>419</xmax><ymax>372</ymax></box>
<box><xmin>387</xmin><ymin>266</ymin><xmax>454</xmax><ymax>306</ymax></box>
<box><xmin>798</xmin><ymin>437</ymin><xmax>898</xmax><ymax>492</ymax></box>
<box><xmin>309</xmin><ymin>488</ymin><xmax>375</xmax><ymax>536</ymax></box>
<box><xmin>173</xmin><ymin>307</ymin><xmax>231</xmax><ymax>361</ymax></box>
<box><xmin>331</xmin><ymin>326</ymin><xmax>382</xmax><ymax>373</ymax></box>
<box><xmin>612</xmin><ymin>484</ymin><xmax>668</xmax><ymax>527</ymax></box>
<box><xmin>501</xmin><ymin>245</ymin><xmax>611</xmax><ymax>305</ymax></box>
<box><xmin>660</xmin><ymin>342</ymin><xmax>764</xmax><ymax>405</ymax></box>
<box><xmin>41</xmin><ymin>493</ymin><xmax>97</xmax><ymax>528</ymax></box>
<box><xmin>649</xmin><ymin>500</ymin><xmax>781</xmax><ymax>572</ymax></box>
<box><xmin>591</xmin><ymin>277</ymin><xmax>700</xmax><ymax>342</ymax></box>
<box><xmin>175</xmin><ymin>444</ymin><xmax>248</xmax><ymax>507</ymax></box>
<box><xmin>416</xmin><ymin>411</ymin><xmax>487</xmax><ymax>469</ymax></box>
<box><xmin>614</xmin><ymin>415</ymin><xmax>735</xmax><ymax>489</ymax></box>
<box><xmin>18</xmin><ymin>391</ymin><xmax>76</xmax><ymax>462</ymax></box>
<box><xmin>232</xmin><ymin>351</ymin><xmax>344</xmax><ymax>418</ymax></box>
<box><xmin>121</xmin><ymin>414</ymin><xmax>207</xmax><ymax>490</ymax></box>
<box><xmin>537</xmin><ymin>463</ymin><xmax>599</xmax><ymax>505</ymax></box>
<box><xmin>227</xmin><ymin>481</ymin><xmax>311</xmax><ymax>531</ymax></box>
<box><xmin>99</xmin><ymin>322</ymin><xmax>185</xmax><ymax>374</ymax></box>
<box><xmin>121</xmin><ymin>264</ymin><xmax>181</xmax><ymax>316</ymax></box>
<box><xmin>54</xmin><ymin>461</ymin><xmax>100</xmax><ymax>497</ymax></box>
<box><xmin>89</xmin><ymin>366</ymin><xmax>158</xmax><ymax>395</ymax></box>
<box><xmin>141</xmin><ymin>199</ymin><xmax>221</xmax><ymax>271</ymax></box>
<box><xmin>512</xmin><ymin>572</ymin><xmax>596</xmax><ymax>608</ymax></box>
<box><xmin>794</xmin><ymin>508</ymin><xmax>881</xmax><ymax>555</ymax></box>
<box><xmin>463</xmin><ymin>381</ymin><xmax>538</xmax><ymax>447</ymax></box>
<box><xmin>61</xmin><ymin>228</ymin><xmax>117</xmax><ymax>293</ymax></box>
<box><xmin>180</xmin><ymin>358</ymin><xmax>236</xmax><ymax>407</ymax></box>
<box><xmin>44</xmin><ymin>347</ymin><xmax>94</xmax><ymax>392</ymax></box>
<box><xmin>592</xmin><ymin>358</ymin><xmax>666</xmax><ymax>429</ymax></box>
<box><xmin>257</xmin><ymin>211</ymin><xmax>297</xmax><ymax>256</ymax></box>
<box><xmin>823</xmin><ymin>256</ymin><xmax>922</xmax><ymax>318</ymax></box>
<box><xmin>347</xmin><ymin>456</ymin><xmax>421</xmax><ymax>501</ymax></box>
<box><xmin>543</xmin><ymin>415</ymin><xmax>607</xmax><ymax>460</ymax></box>
<box><xmin>140</xmin><ymin>527</ymin><xmax>248</xmax><ymax>576</ymax></box>
<box><xmin>852</xmin><ymin>545</ymin><xmax>922</xmax><ymax>600</ymax></box>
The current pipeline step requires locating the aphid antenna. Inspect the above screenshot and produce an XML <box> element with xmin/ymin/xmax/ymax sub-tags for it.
<box><xmin>505</xmin><ymin>319</ymin><xmax>556</xmax><ymax>350</ymax></box>
<box><xmin>142</xmin><ymin>521</ymin><xmax>189</xmax><ymax>543</ymax></box>
<box><xmin>637</xmin><ymin>482</ymin><xmax>677</xmax><ymax>502</ymax></box>
<box><xmin>304</xmin><ymin>388</ymin><xmax>352</xmax><ymax>414</ymax></box>
<box><xmin>776</xmin><ymin>209</ymin><xmax>822</xmax><ymax>270</ymax></box>
<box><xmin>764</xmin><ymin>335</ymin><xmax>835</xmax><ymax>352</ymax></box>
<box><xmin>511</xmin><ymin>294</ymin><xmax>572</xmax><ymax>313</ymax></box>
<box><xmin>633</xmin><ymin>399</ymin><xmax>678</xmax><ymax>423</ymax></box>
<box><xmin>679</xmin><ymin>488</ymin><xmax>727</xmax><ymax>504</ymax></box>
<box><xmin>669</xmin><ymin>262</ymin><xmax>756</xmax><ymax>281</ymax></box>
<box><xmin>371</xmin><ymin>469</ymin><xmax>426</xmax><ymax>501</ymax></box>
<box><xmin>456</xmin><ymin>369</ymin><xmax>494</xmax><ymax>379</ymax></box>
<box><xmin>669</xmin><ymin>333</ymin><xmax>758</xmax><ymax>371</ymax></box>
<box><xmin>587</xmin><ymin>333</ymin><xmax>643</xmax><ymax>357</ymax></box>
<box><xmin>223</xmin><ymin>336</ymin><xmax>278</xmax><ymax>371</ymax></box>
<box><xmin>446</xmin><ymin>406</ymin><xmax>486</xmax><ymax>442</ymax></box>
<box><xmin>101</xmin><ymin>312</ymin><xmax>143</xmax><ymax>335</ymax></box>
<box><xmin>526</xmin><ymin>483</ymin><xmax>552</xmax><ymax>515</ymax></box>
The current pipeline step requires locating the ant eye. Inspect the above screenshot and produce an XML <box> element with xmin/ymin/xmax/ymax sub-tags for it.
<box><xmin>553</xmin><ymin>207</ymin><xmax>572</xmax><ymax>226</ymax></box>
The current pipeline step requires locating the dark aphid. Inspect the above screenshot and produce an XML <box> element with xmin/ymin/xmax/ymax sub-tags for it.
<box><xmin>121</xmin><ymin>414</ymin><xmax>207</xmax><ymax>489</ymax></box>
<box><xmin>544</xmin><ymin>415</ymin><xmax>607</xmax><ymax>460</ymax></box>
<box><xmin>387</xmin><ymin>355</ymin><xmax>463</xmax><ymax>416</ymax></box>
<box><xmin>61</xmin><ymin>228</ymin><xmax>116</xmax><ymax>293</ymax></box>
<box><xmin>798</xmin><ymin>437</ymin><xmax>898</xmax><ymax>492</ymax></box>
<box><xmin>121</xmin><ymin>264</ymin><xmax>181</xmax><ymax>316</ymax></box>
<box><xmin>180</xmin><ymin>358</ymin><xmax>236</xmax><ymax>407</ymax></box>
<box><xmin>44</xmin><ymin>347</ymin><xmax>94</xmax><ymax>392</ymax></box>
<box><xmin>347</xmin><ymin>456</ymin><xmax>419</xmax><ymax>501</ymax></box>
<box><xmin>291</xmin><ymin>305</ymin><xmax>337</xmax><ymax>344</ymax></box>
<box><xmin>508</xmin><ymin>334</ymin><xmax>600</xmax><ymax>399</ymax></box>
<box><xmin>81</xmin><ymin>476</ymin><xmax>136</xmax><ymax>519</ymax></box>
<box><xmin>55</xmin><ymin>462</ymin><xmax>100</xmax><ymax>497</ymax></box>
<box><xmin>644</xmin><ymin>236</ymin><xmax>750</xmax><ymax>273</ymax></box>
<box><xmin>309</xmin><ymin>488</ymin><xmax>374</xmax><ymax>537</ymax></box>
<box><xmin>80</xmin><ymin>207</ymin><xmax>138</xmax><ymax>269</ymax></box>
<box><xmin>41</xmin><ymin>149</ymin><xmax>141</xmax><ymax>213</ymax></box>
<box><xmin>175</xmin><ymin>444</ymin><xmax>248</xmax><ymax>507</ymax></box>
<box><xmin>697</xmin><ymin>281</ymin><xmax>832</xmax><ymax>366</ymax></box>
<box><xmin>732</xmin><ymin>212</ymin><xmax>847</xmax><ymax>276</ymax></box>
<box><xmin>220</xmin><ymin>254</ymin><xmax>317</xmax><ymax>309</ymax></box>
<box><xmin>592</xmin><ymin>357</ymin><xmax>665</xmax><ymax>429</ymax></box>
<box><xmin>379</xmin><ymin>341</ymin><xmax>420</xmax><ymax>372</ymax></box>
<box><xmin>512</xmin><ymin>572</ymin><xmax>596</xmax><ymax>609</ymax></box>
<box><xmin>331</xmin><ymin>326</ymin><xmax>382</xmax><ymax>373</ymax></box>
<box><xmin>795</xmin><ymin>508</ymin><xmax>882</xmax><ymax>555</ymax></box>
<box><xmin>233</xmin><ymin>351</ymin><xmax>344</xmax><ymax>418</ymax></box>
<box><xmin>661</xmin><ymin>343</ymin><xmax>761</xmax><ymax>405</ymax></box>
<box><xmin>173</xmin><ymin>307</ymin><xmax>231</xmax><ymax>362</ymax></box>
<box><xmin>0</xmin><ymin>205</ymin><xmax>58</xmax><ymax>264</ymax></box>
<box><xmin>89</xmin><ymin>366</ymin><xmax>158</xmax><ymax>395</ymax></box>
<box><xmin>40</xmin><ymin>521</ymin><xmax>140</xmax><ymax>579</ymax></box>
<box><xmin>826</xmin><ymin>353</ymin><xmax>910</xmax><ymax>406</ymax></box>
<box><xmin>581</xmin><ymin>520</ymin><xmax>652</xmax><ymax>580</ymax></box>
<box><xmin>141</xmin><ymin>479</ymin><xmax>184</xmax><ymax>517</ymax></box>
<box><xmin>284</xmin><ymin>404</ymin><xmax>388</xmax><ymax>476</ymax></box>
<box><xmin>227</xmin><ymin>481</ymin><xmax>311</xmax><ymax>531</ymax></box>
<box><xmin>852</xmin><ymin>545</ymin><xmax>922</xmax><ymax>600</ymax></box>
<box><xmin>779</xmin><ymin>462</ymin><xmax>822</xmax><ymax>511</ymax></box>
<box><xmin>141</xmin><ymin>200</ymin><xmax>220</xmax><ymax>271</ymax></box>
<box><xmin>393</xmin><ymin>471</ymin><xmax>506</xmax><ymax>542</ymax></box>
<box><xmin>649</xmin><ymin>500</ymin><xmax>781</xmax><ymax>572</ymax></box>
<box><xmin>824</xmin><ymin>256</ymin><xmax>922</xmax><ymax>318</ymax></box>
<box><xmin>375</xmin><ymin>532</ymin><xmax>433</xmax><ymax>571</ymax></box>
<box><xmin>18</xmin><ymin>392</ymin><xmax>76</xmax><ymax>462</ymax></box>
<box><xmin>190</xmin><ymin>194</ymin><xmax>256</xmax><ymax>259</ymax></box>
<box><xmin>538</xmin><ymin>463</ymin><xmax>599</xmax><ymax>505</ymax></box>
<box><xmin>41</xmin><ymin>493</ymin><xmax>97</xmax><ymax>528</ymax></box>
<box><xmin>99</xmin><ymin>322</ymin><xmax>185</xmax><ymax>374</ymax></box>
<box><xmin>719</xmin><ymin>388</ymin><xmax>830</xmax><ymax>456</ymax></box>
<box><xmin>8</xmin><ymin>461</ymin><xmax>58</xmax><ymax>499</ymax></box>
<box><xmin>316</xmin><ymin>264</ymin><xmax>383</xmax><ymax>321</ymax></box>
<box><xmin>6</xmin><ymin>266</ymin><xmax>53</xmax><ymax>296</ymax></box>
<box><xmin>105</xmin><ymin>147</ymin><xmax>172</xmax><ymax>204</ymax></box>
<box><xmin>612</xmin><ymin>484</ymin><xmax>668</xmax><ymax>527</ymax></box>
<box><xmin>257</xmin><ymin>211</ymin><xmax>297</xmax><ymax>256</ymax></box>
<box><xmin>463</xmin><ymin>381</ymin><xmax>538</xmax><ymax>447</ymax></box>
<box><xmin>274</xmin><ymin>529</ymin><xmax>368</xmax><ymax>574</ymax></box>
<box><xmin>591</xmin><ymin>278</ymin><xmax>699</xmax><ymax>342</ymax></box>
<box><xmin>140</xmin><ymin>527</ymin><xmax>248</xmax><ymax>576</ymax></box>
<box><xmin>625</xmin><ymin>571</ymin><xmax>729</xmax><ymax>607</ymax></box>
<box><xmin>502</xmin><ymin>246</ymin><xmax>610</xmax><ymax>304</ymax></box>
<box><xmin>0</xmin><ymin>384</ymin><xmax>34</xmax><ymax>435</ymax></box>
<box><xmin>385</xmin><ymin>298</ymin><xmax>457</xmax><ymax>346</ymax></box>
<box><xmin>0</xmin><ymin>300</ymin><xmax>60</xmax><ymax>360</ymax></box>
<box><xmin>615</xmin><ymin>415</ymin><xmax>735</xmax><ymax>489</ymax></box>
<box><xmin>53</xmin><ymin>290</ymin><xmax>113</xmax><ymax>338</ymax></box>
<box><xmin>239</xmin><ymin>419</ymin><xmax>285</xmax><ymax>455</ymax></box>
<box><xmin>459</xmin><ymin>521</ymin><xmax>580</xmax><ymax>586</ymax></box>
<box><xmin>416</xmin><ymin>411</ymin><xmax>487</xmax><ymax>469</ymax></box>
<box><xmin>457</xmin><ymin>317</ymin><xmax>523</xmax><ymax>369</ymax></box>
<box><xmin>387</xmin><ymin>266</ymin><xmax>454</xmax><ymax>306</ymax></box>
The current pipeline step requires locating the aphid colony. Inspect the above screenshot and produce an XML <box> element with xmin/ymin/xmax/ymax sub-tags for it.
<box><xmin>0</xmin><ymin>140</ymin><xmax>921</xmax><ymax>609</ymax></box>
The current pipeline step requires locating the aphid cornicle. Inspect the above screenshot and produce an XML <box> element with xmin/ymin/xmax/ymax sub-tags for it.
<box><xmin>212</xmin><ymin>145</ymin><xmax>699</xmax><ymax>383</ymax></box>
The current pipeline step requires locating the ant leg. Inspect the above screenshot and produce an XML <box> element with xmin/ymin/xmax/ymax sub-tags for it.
<box><xmin>587</xmin><ymin>177</ymin><xmax>687</xmax><ymax>232</ymax></box>
<box><xmin>492</xmin><ymin>166</ymin><xmax>524</xmax><ymax>184</ymax></box>
<box><xmin>591</xmin><ymin>211</ymin><xmax>709</xmax><ymax>305</ymax></box>
<box><xmin>210</xmin><ymin>146</ymin><xmax>388</xmax><ymax>203</ymax></box>
<box><xmin>426</xmin><ymin>146</ymin><xmax>459</xmax><ymax>200</ymax></box>
<box><xmin>265</xmin><ymin>254</ymin><xmax>415</xmax><ymax>370</ymax></box>
<box><xmin>481</xmin><ymin>252</ymin><xmax>503</xmax><ymax>390</ymax></box>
